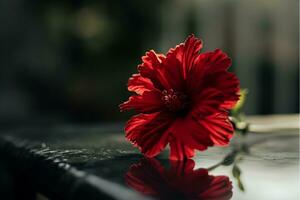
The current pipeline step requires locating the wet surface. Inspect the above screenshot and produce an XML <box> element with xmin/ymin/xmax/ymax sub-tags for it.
<box><xmin>1</xmin><ymin>122</ymin><xmax>299</xmax><ymax>200</ymax></box>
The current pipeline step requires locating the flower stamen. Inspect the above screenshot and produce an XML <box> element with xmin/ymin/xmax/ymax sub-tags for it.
<box><xmin>162</xmin><ymin>89</ymin><xmax>188</xmax><ymax>112</ymax></box>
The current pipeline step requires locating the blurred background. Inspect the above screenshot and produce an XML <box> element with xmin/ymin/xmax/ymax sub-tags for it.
<box><xmin>0</xmin><ymin>0</ymin><xmax>298</xmax><ymax>128</ymax></box>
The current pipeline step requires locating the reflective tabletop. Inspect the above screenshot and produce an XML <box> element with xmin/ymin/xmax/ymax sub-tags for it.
<box><xmin>0</xmin><ymin>115</ymin><xmax>299</xmax><ymax>200</ymax></box>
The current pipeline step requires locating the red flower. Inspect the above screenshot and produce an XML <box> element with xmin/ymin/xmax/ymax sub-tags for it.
<box><xmin>120</xmin><ymin>34</ymin><xmax>240</xmax><ymax>160</ymax></box>
<box><xmin>125</xmin><ymin>158</ymin><xmax>233</xmax><ymax>200</ymax></box>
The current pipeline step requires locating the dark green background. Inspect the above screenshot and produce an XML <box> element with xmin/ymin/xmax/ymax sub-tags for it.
<box><xmin>0</xmin><ymin>0</ymin><xmax>298</xmax><ymax>127</ymax></box>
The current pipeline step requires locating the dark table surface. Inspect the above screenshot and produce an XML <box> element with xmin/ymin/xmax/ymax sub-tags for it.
<box><xmin>0</xmin><ymin>115</ymin><xmax>299</xmax><ymax>200</ymax></box>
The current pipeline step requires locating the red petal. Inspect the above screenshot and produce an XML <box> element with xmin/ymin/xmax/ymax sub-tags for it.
<box><xmin>160</xmin><ymin>54</ymin><xmax>185</xmax><ymax>91</ymax></box>
<box><xmin>127</xmin><ymin>74</ymin><xmax>155</xmax><ymax>95</ymax></box>
<box><xmin>187</xmin><ymin>49</ymin><xmax>232</xmax><ymax>91</ymax></box>
<box><xmin>169</xmin><ymin>99</ymin><xmax>233</xmax><ymax>154</ymax></box>
<box><xmin>170</xmin><ymin>115</ymin><xmax>214</xmax><ymax>152</ymax></box>
<box><xmin>137</xmin><ymin>50</ymin><xmax>171</xmax><ymax>90</ymax></box>
<box><xmin>197</xmin><ymin>112</ymin><xmax>234</xmax><ymax>146</ymax></box>
<box><xmin>124</xmin><ymin>112</ymin><xmax>172</xmax><ymax>157</ymax></box>
<box><xmin>169</xmin><ymin>137</ymin><xmax>195</xmax><ymax>160</ymax></box>
<box><xmin>167</xmin><ymin>34</ymin><xmax>203</xmax><ymax>78</ymax></box>
<box><xmin>120</xmin><ymin>90</ymin><xmax>163</xmax><ymax>113</ymax></box>
<box><xmin>137</xmin><ymin>35</ymin><xmax>203</xmax><ymax>92</ymax></box>
<box><xmin>134</xmin><ymin>34</ymin><xmax>202</xmax><ymax>93</ymax></box>
<box><xmin>169</xmin><ymin>159</ymin><xmax>196</xmax><ymax>174</ymax></box>
<box><xmin>198</xmin><ymin>72</ymin><xmax>240</xmax><ymax>110</ymax></box>
<box><xmin>191</xmin><ymin>88</ymin><xmax>225</xmax><ymax>116</ymax></box>
<box><xmin>215</xmin><ymin>72</ymin><xmax>240</xmax><ymax>109</ymax></box>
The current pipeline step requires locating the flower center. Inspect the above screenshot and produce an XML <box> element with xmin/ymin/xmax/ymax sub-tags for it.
<box><xmin>162</xmin><ymin>89</ymin><xmax>188</xmax><ymax>112</ymax></box>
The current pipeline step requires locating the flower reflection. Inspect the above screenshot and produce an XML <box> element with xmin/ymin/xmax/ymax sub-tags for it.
<box><xmin>125</xmin><ymin>158</ymin><xmax>233</xmax><ymax>200</ymax></box>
